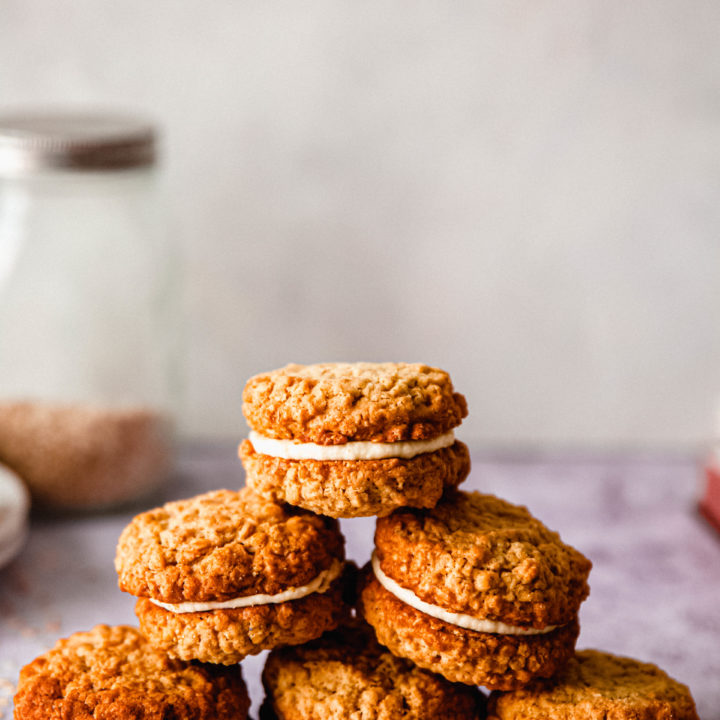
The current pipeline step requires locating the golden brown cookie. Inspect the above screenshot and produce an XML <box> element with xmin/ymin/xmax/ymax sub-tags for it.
<box><xmin>361</xmin><ymin>572</ymin><xmax>580</xmax><ymax>691</ymax></box>
<box><xmin>135</xmin><ymin>577</ymin><xmax>348</xmax><ymax>665</ymax></box>
<box><xmin>359</xmin><ymin>490</ymin><xmax>592</xmax><ymax>689</ymax></box>
<box><xmin>115</xmin><ymin>488</ymin><xmax>350</xmax><ymax>664</ymax></box>
<box><xmin>261</xmin><ymin>620</ymin><xmax>486</xmax><ymax>720</ymax></box>
<box><xmin>13</xmin><ymin>624</ymin><xmax>250</xmax><ymax>720</ymax></box>
<box><xmin>487</xmin><ymin>649</ymin><xmax>700</xmax><ymax>720</ymax></box>
<box><xmin>243</xmin><ymin>362</ymin><xmax>467</xmax><ymax>443</ymax></box>
<box><xmin>240</xmin><ymin>362</ymin><xmax>469</xmax><ymax>517</ymax></box>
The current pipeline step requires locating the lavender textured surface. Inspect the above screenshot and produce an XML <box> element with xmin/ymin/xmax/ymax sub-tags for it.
<box><xmin>1</xmin><ymin>445</ymin><xmax>717</xmax><ymax>719</ymax></box>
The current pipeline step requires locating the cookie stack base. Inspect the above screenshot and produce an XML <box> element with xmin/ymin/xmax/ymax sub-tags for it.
<box><xmin>260</xmin><ymin>619</ymin><xmax>485</xmax><ymax>720</ymax></box>
<box><xmin>486</xmin><ymin>649</ymin><xmax>700</xmax><ymax>720</ymax></box>
<box><xmin>13</xmin><ymin>625</ymin><xmax>250</xmax><ymax>720</ymax></box>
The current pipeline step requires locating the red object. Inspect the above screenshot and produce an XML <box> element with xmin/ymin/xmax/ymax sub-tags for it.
<box><xmin>700</xmin><ymin>463</ymin><xmax>720</xmax><ymax>534</ymax></box>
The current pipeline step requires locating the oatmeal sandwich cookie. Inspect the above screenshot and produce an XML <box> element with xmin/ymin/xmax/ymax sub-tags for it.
<box><xmin>487</xmin><ymin>649</ymin><xmax>699</xmax><ymax>719</ymax></box>
<box><xmin>359</xmin><ymin>490</ymin><xmax>592</xmax><ymax>690</ymax></box>
<box><xmin>115</xmin><ymin>487</ymin><xmax>350</xmax><ymax>664</ymax></box>
<box><xmin>240</xmin><ymin>362</ymin><xmax>470</xmax><ymax>518</ymax></box>
<box><xmin>260</xmin><ymin>619</ymin><xmax>485</xmax><ymax>720</ymax></box>
<box><xmin>13</xmin><ymin>624</ymin><xmax>250</xmax><ymax>720</ymax></box>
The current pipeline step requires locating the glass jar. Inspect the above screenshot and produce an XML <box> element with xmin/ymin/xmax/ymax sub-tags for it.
<box><xmin>0</xmin><ymin>112</ymin><xmax>177</xmax><ymax>510</ymax></box>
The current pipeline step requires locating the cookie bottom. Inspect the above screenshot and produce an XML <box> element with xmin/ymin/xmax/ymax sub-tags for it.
<box><xmin>359</xmin><ymin>574</ymin><xmax>579</xmax><ymax>690</ymax></box>
<box><xmin>136</xmin><ymin>577</ymin><xmax>349</xmax><ymax>665</ymax></box>
<box><xmin>261</xmin><ymin>620</ymin><xmax>485</xmax><ymax>720</ymax></box>
<box><xmin>240</xmin><ymin>440</ymin><xmax>470</xmax><ymax>518</ymax></box>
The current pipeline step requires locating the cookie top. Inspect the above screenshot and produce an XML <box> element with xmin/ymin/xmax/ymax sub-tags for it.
<box><xmin>116</xmin><ymin>487</ymin><xmax>344</xmax><ymax>603</ymax></box>
<box><xmin>262</xmin><ymin>621</ymin><xmax>484</xmax><ymax>720</ymax></box>
<box><xmin>13</xmin><ymin>625</ymin><xmax>250</xmax><ymax>720</ymax></box>
<box><xmin>243</xmin><ymin>362</ymin><xmax>467</xmax><ymax>444</ymax></box>
<box><xmin>487</xmin><ymin>649</ymin><xmax>699</xmax><ymax>720</ymax></box>
<box><xmin>375</xmin><ymin>490</ymin><xmax>591</xmax><ymax>628</ymax></box>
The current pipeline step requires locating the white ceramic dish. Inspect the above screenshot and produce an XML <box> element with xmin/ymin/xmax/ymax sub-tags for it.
<box><xmin>0</xmin><ymin>463</ymin><xmax>30</xmax><ymax>569</ymax></box>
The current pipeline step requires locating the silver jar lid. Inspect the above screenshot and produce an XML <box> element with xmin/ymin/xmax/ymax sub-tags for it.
<box><xmin>0</xmin><ymin>111</ymin><xmax>156</xmax><ymax>173</ymax></box>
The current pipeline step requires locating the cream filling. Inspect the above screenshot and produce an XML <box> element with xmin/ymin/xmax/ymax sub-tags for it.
<box><xmin>371</xmin><ymin>553</ymin><xmax>557</xmax><ymax>636</ymax></box>
<box><xmin>149</xmin><ymin>559</ymin><xmax>344</xmax><ymax>614</ymax></box>
<box><xmin>248</xmin><ymin>430</ymin><xmax>455</xmax><ymax>461</ymax></box>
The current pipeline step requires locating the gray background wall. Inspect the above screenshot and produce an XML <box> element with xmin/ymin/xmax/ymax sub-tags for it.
<box><xmin>2</xmin><ymin>1</ymin><xmax>719</xmax><ymax>448</ymax></box>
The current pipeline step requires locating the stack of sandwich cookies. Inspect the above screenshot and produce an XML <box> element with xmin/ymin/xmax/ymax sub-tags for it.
<box><xmin>10</xmin><ymin>358</ymin><xmax>704</xmax><ymax>716</ymax></box>
<box><xmin>240</xmin><ymin>362</ymin><xmax>470</xmax><ymax>518</ymax></box>
<box><xmin>487</xmin><ymin>649</ymin><xmax>700</xmax><ymax>719</ymax></box>
<box><xmin>13</xmin><ymin>625</ymin><xmax>250</xmax><ymax>720</ymax></box>
<box><xmin>360</xmin><ymin>490</ymin><xmax>592</xmax><ymax>690</ymax></box>
<box><xmin>260</xmin><ymin>619</ymin><xmax>485</xmax><ymax>720</ymax></box>
<box><xmin>115</xmin><ymin>487</ymin><xmax>350</xmax><ymax>664</ymax></box>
